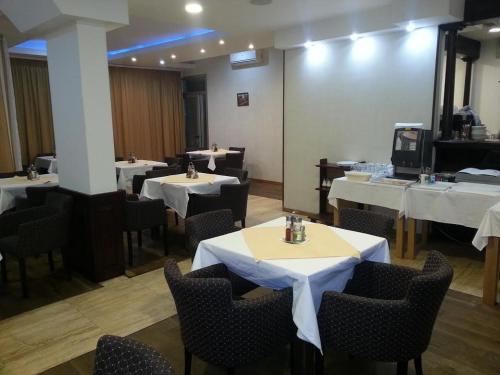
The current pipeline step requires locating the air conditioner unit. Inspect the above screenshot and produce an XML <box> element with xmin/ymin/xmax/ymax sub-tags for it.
<box><xmin>230</xmin><ymin>50</ymin><xmax>263</xmax><ymax>67</ymax></box>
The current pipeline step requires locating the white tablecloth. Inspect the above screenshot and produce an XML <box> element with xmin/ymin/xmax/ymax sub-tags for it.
<box><xmin>473</xmin><ymin>202</ymin><xmax>500</xmax><ymax>250</ymax></box>
<box><xmin>186</xmin><ymin>149</ymin><xmax>240</xmax><ymax>171</ymax></box>
<box><xmin>328</xmin><ymin>177</ymin><xmax>407</xmax><ymax>216</ymax></box>
<box><xmin>140</xmin><ymin>173</ymin><xmax>239</xmax><ymax>218</ymax></box>
<box><xmin>192</xmin><ymin>217</ymin><xmax>390</xmax><ymax>351</ymax></box>
<box><xmin>35</xmin><ymin>156</ymin><xmax>57</xmax><ymax>173</ymax></box>
<box><xmin>0</xmin><ymin>174</ymin><xmax>59</xmax><ymax>214</ymax></box>
<box><xmin>115</xmin><ymin>160</ymin><xmax>168</xmax><ymax>191</ymax></box>
<box><xmin>405</xmin><ymin>182</ymin><xmax>500</xmax><ymax>229</ymax></box>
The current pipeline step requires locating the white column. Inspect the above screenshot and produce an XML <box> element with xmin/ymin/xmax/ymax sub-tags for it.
<box><xmin>46</xmin><ymin>20</ymin><xmax>117</xmax><ymax>194</ymax></box>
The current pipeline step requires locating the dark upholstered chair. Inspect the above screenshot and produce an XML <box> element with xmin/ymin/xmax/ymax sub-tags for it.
<box><xmin>185</xmin><ymin>209</ymin><xmax>239</xmax><ymax>260</ymax></box>
<box><xmin>228</xmin><ymin>147</ymin><xmax>245</xmax><ymax>158</ymax></box>
<box><xmin>165</xmin><ymin>156</ymin><xmax>182</xmax><ymax>166</ymax></box>
<box><xmin>124</xmin><ymin>196</ymin><xmax>167</xmax><ymax>266</ymax></box>
<box><xmin>223</xmin><ymin>168</ymin><xmax>248</xmax><ymax>182</ymax></box>
<box><xmin>0</xmin><ymin>192</ymin><xmax>74</xmax><ymax>297</ymax></box>
<box><xmin>0</xmin><ymin>171</ymin><xmax>27</xmax><ymax>178</ymax></box>
<box><xmin>115</xmin><ymin>156</ymin><xmax>124</xmax><ymax>162</ymax></box>
<box><xmin>93</xmin><ymin>335</ymin><xmax>174</xmax><ymax>375</ymax></box>
<box><xmin>188</xmin><ymin>182</ymin><xmax>250</xmax><ymax>227</ymax></box>
<box><xmin>316</xmin><ymin>251</ymin><xmax>453</xmax><ymax>375</ymax></box>
<box><xmin>164</xmin><ymin>260</ymin><xmax>295</xmax><ymax>375</ymax></box>
<box><xmin>339</xmin><ymin>208</ymin><xmax>394</xmax><ymax>240</ymax></box>
<box><xmin>132</xmin><ymin>175</ymin><xmax>147</xmax><ymax>196</ymax></box>
<box><xmin>191</xmin><ymin>159</ymin><xmax>211</xmax><ymax>174</ymax></box>
<box><xmin>146</xmin><ymin>165</ymin><xmax>182</xmax><ymax>179</ymax></box>
<box><xmin>225</xmin><ymin>153</ymin><xmax>244</xmax><ymax>169</ymax></box>
<box><xmin>15</xmin><ymin>185</ymin><xmax>60</xmax><ymax>210</ymax></box>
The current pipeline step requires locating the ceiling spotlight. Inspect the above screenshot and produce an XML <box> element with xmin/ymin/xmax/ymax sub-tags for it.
<box><xmin>159</xmin><ymin>59</ymin><xmax>165</xmax><ymax>65</ymax></box>
<box><xmin>131</xmin><ymin>57</ymin><xmax>137</xmax><ymax>62</ymax></box>
<box><xmin>200</xmin><ymin>48</ymin><xmax>206</xmax><ymax>53</ymax></box>
<box><xmin>248</xmin><ymin>43</ymin><xmax>254</xmax><ymax>50</ymax></box>
<box><xmin>489</xmin><ymin>27</ymin><xmax>500</xmax><ymax>33</ymax></box>
<box><xmin>304</xmin><ymin>40</ymin><xmax>315</xmax><ymax>49</ymax></box>
<box><xmin>406</xmin><ymin>22</ymin><xmax>416</xmax><ymax>32</ymax></box>
<box><xmin>171</xmin><ymin>54</ymin><xmax>177</xmax><ymax>59</ymax></box>
<box><xmin>350</xmin><ymin>33</ymin><xmax>360</xmax><ymax>41</ymax></box>
<box><xmin>219</xmin><ymin>39</ymin><xmax>225</xmax><ymax>45</ymax></box>
<box><xmin>185</xmin><ymin>2</ymin><xmax>203</xmax><ymax>14</ymax></box>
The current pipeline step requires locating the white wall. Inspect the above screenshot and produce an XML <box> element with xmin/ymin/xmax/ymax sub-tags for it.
<box><xmin>284</xmin><ymin>27</ymin><xmax>438</xmax><ymax>213</ymax></box>
<box><xmin>184</xmin><ymin>48</ymin><xmax>283</xmax><ymax>182</ymax></box>
<box><xmin>471</xmin><ymin>39</ymin><xmax>500</xmax><ymax>136</ymax></box>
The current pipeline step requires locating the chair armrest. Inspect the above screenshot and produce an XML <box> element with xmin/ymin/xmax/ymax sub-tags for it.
<box><xmin>0</xmin><ymin>206</ymin><xmax>55</xmax><ymax>238</ymax></box>
<box><xmin>187</xmin><ymin>263</ymin><xmax>229</xmax><ymax>279</ymax></box>
<box><xmin>345</xmin><ymin>261</ymin><xmax>421</xmax><ymax>300</ymax></box>
<box><xmin>16</xmin><ymin>213</ymin><xmax>68</xmax><ymax>256</ymax></box>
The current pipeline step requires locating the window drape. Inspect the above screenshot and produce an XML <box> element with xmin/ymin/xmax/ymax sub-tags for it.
<box><xmin>11</xmin><ymin>58</ymin><xmax>55</xmax><ymax>166</ymax></box>
<box><xmin>109</xmin><ymin>67</ymin><xmax>185</xmax><ymax>161</ymax></box>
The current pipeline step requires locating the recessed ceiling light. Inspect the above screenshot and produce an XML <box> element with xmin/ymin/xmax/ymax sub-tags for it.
<box><xmin>159</xmin><ymin>59</ymin><xmax>165</xmax><ymax>65</ymax></box>
<box><xmin>200</xmin><ymin>48</ymin><xmax>206</xmax><ymax>53</ymax></box>
<box><xmin>248</xmin><ymin>43</ymin><xmax>254</xmax><ymax>50</ymax></box>
<box><xmin>406</xmin><ymin>22</ymin><xmax>416</xmax><ymax>32</ymax></box>
<box><xmin>304</xmin><ymin>40</ymin><xmax>315</xmax><ymax>49</ymax></box>
<box><xmin>185</xmin><ymin>2</ymin><xmax>203</xmax><ymax>14</ymax></box>
<box><xmin>171</xmin><ymin>54</ymin><xmax>177</xmax><ymax>59</ymax></box>
<box><xmin>131</xmin><ymin>57</ymin><xmax>137</xmax><ymax>62</ymax></box>
<box><xmin>350</xmin><ymin>33</ymin><xmax>360</xmax><ymax>41</ymax></box>
<box><xmin>219</xmin><ymin>39</ymin><xmax>225</xmax><ymax>45</ymax></box>
<box><xmin>489</xmin><ymin>27</ymin><xmax>500</xmax><ymax>33</ymax></box>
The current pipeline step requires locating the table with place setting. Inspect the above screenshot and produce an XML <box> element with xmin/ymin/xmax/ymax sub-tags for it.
<box><xmin>140</xmin><ymin>172</ymin><xmax>239</xmax><ymax>218</ymax></box>
<box><xmin>192</xmin><ymin>216</ymin><xmax>390</xmax><ymax>352</ymax></box>
<box><xmin>186</xmin><ymin>148</ymin><xmax>241</xmax><ymax>171</ymax></box>
<box><xmin>0</xmin><ymin>173</ymin><xmax>59</xmax><ymax>215</ymax></box>
<box><xmin>115</xmin><ymin>160</ymin><xmax>168</xmax><ymax>191</ymax></box>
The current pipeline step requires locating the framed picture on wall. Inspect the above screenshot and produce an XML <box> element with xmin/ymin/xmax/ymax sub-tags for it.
<box><xmin>237</xmin><ymin>92</ymin><xmax>249</xmax><ymax>107</ymax></box>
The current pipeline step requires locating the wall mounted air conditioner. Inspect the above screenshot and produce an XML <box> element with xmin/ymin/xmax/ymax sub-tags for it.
<box><xmin>230</xmin><ymin>50</ymin><xmax>263</xmax><ymax>67</ymax></box>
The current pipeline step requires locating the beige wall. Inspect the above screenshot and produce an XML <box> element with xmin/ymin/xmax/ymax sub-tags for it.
<box><xmin>185</xmin><ymin>48</ymin><xmax>284</xmax><ymax>182</ymax></box>
<box><xmin>284</xmin><ymin>27</ymin><xmax>439</xmax><ymax>213</ymax></box>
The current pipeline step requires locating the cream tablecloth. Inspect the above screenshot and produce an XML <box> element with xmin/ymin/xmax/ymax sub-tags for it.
<box><xmin>192</xmin><ymin>217</ymin><xmax>390</xmax><ymax>351</ymax></box>
<box><xmin>0</xmin><ymin>174</ymin><xmax>59</xmax><ymax>214</ymax></box>
<box><xmin>115</xmin><ymin>160</ymin><xmax>168</xmax><ymax>191</ymax></box>
<box><xmin>140</xmin><ymin>173</ymin><xmax>239</xmax><ymax>218</ymax></box>
<box><xmin>186</xmin><ymin>149</ymin><xmax>240</xmax><ymax>171</ymax></box>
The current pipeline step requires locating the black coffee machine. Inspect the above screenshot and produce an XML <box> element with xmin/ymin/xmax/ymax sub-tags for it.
<box><xmin>391</xmin><ymin>126</ymin><xmax>433</xmax><ymax>180</ymax></box>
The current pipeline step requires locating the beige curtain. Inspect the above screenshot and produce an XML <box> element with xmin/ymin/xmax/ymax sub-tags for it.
<box><xmin>109</xmin><ymin>67</ymin><xmax>185</xmax><ymax>161</ymax></box>
<box><xmin>0</xmin><ymin>74</ymin><xmax>14</xmax><ymax>171</ymax></box>
<box><xmin>11</xmin><ymin>58</ymin><xmax>55</xmax><ymax>165</ymax></box>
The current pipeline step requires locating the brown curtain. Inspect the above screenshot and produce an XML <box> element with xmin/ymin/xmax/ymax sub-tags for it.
<box><xmin>11</xmin><ymin>58</ymin><xmax>55</xmax><ymax>165</ymax></box>
<box><xmin>110</xmin><ymin>67</ymin><xmax>185</xmax><ymax>161</ymax></box>
<box><xmin>0</xmin><ymin>79</ymin><xmax>15</xmax><ymax>171</ymax></box>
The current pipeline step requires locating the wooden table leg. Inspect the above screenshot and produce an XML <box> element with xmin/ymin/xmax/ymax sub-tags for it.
<box><xmin>395</xmin><ymin>215</ymin><xmax>405</xmax><ymax>258</ymax></box>
<box><xmin>421</xmin><ymin>220</ymin><xmax>429</xmax><ymax>246</ymax></box>
<box><xmin>483</xmin><ymin>237</ymin><xmax>499</xmax><ymax>306</ymax></box>
<box><xmin>407</xmin><ymin>218</ymin><xmax>417</xmax><ymax>259</ymax></box>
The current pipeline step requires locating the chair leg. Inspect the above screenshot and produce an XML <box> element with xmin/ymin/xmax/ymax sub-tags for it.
<box><xmin>62</xmin><ymin>246</ymin><xmax>72</xmax><ymax>281</ymax></box>
<box><xmin>1</xmin><ymin>253</ymin><xmax>7</xmax><ymax>283</ymax></box>
<box><xmin>175</xmin><ymin>212</ymin><xmax>179</xmax><ymax>226</ymax></box>
<box><xmin>137</xmin><ymin>230</ymin><xmax>142</xmax><ymax>248</ymax></box>
<box><xmin>19</xmin><ymin>258</ymin><xmax>28</xmax><ymax>298</ymax></box>
<box><xmin>241</xmin><ymin>219</ymin><xmax>246</xmax><ymax>228</ymax></box>
<box><xmin>163</xmin><ymin>223</ymin><xmax>168</xmax><ymax>256</ymax></box>
<box><xmin>314</xmin><ymin>348</ymin><xmax>324</xmax><ymax>375</ymax></box>
<box><xmin>184</xmin><ymin>347</ymin><xmax>192</xmax><ymax>375</ymax></box>
<box><xmin>397</xmin><ymin>361</ymin><xmax>408</xmax><ymax>375</ymax></box>
<box><xmin>48</xmin><ymin>251</ymin><xmax>55</xmax><ymax>273</ymax></box>
<box><xmin>127</xmin><ymin>231</ymin><xmax>133</xmax><ymax>267</ymax></box>
<box><xmin>414</xmin><ymin>356</ymin><xmax>423</xmax><ymax>375</ymax></box>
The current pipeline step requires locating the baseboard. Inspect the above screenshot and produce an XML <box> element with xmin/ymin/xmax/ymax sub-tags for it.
<box><xmin>249</xmin><ymin>178</ymin><xmax>283</xmax><ymax>185</ymax></box>
<box><xmin>282</xmin><ymin>207</ymin><xmax>316</xmax><ymax>218</ymax></box>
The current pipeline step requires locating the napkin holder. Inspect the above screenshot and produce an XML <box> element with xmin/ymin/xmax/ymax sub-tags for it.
<box><xmin>128</xmin><ymin>152</ymin><xmax>137</xmax><ymax>164</ymax></box>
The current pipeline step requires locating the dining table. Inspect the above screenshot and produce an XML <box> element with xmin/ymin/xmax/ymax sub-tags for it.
<box><xmin>0</xmin><ymin>174</ymin><xmax>59</xmax><ymax>214</ymax></box>
<box><xmin>140</xmin><ymin>173</ymin><xmax>239</xmax><ymax>218</ymax></box>
<box><xmin>115</xmin><ymin>160</ymin><xmax>168</xmax><ymax>191</ymax></box>
<box><xmin>186</xmin><ymin>149</ymin><xmax>240</xmax><ymax>171</ymax></box>
<box><xmin>192</xmin><ymin>216</ymin><xmax>390</xmax><ymax>352</ymax></box>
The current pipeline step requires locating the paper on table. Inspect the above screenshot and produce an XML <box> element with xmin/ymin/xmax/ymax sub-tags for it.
<box><xmin>242</xmin><ymin>223</ymin><xmax>360</xmax><ymax>261</ymax></box>
<box><xmin>160</xmin><ymin>174</ymin><xmax>215</xmax><ymax>185</ymax></box>
<box><xmin>458</xmin><ymin>168</ymin><xmax>500</xmax><ymax>177</ymax></box>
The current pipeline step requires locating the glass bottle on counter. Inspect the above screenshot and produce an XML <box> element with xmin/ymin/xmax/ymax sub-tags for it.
<box><xmin>285</xmin><ymin>216</ymin><xmax>292</xmax><ymax>242</ymax></box>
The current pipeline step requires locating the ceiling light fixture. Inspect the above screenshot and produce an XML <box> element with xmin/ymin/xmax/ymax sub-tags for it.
<box><xmin>304</xmin><ymin>40</ymin><xmax>315</xmax><ymax>49</ymax></box>
<box><xmin>185</xmin><ymin>2</ymin><xmax>203</xmax><ymax>14</ymax></box>
<box><xmin>489</xmin><ymin>27</ymin><xmax>500</xmax><ymax>33</ymax></box>
<box><xmin>219</xmin><ymin>39</ymin><xmax>225</xmax><ymax>45</ymax></box>
<box><xmin>131</xmin><ymin>57</ymin><xmax>137</xmax><ymax>62</ymax></box>
<box><xmin>171</xmin><ymin>54</ymin><xmax>177</xmax><ymax>59</ymax></box>
<box><xmin>350</xmin><ymin>33</ymin><xmax>360</xmax><ymax>41</ymax></box>
<box><xmin>159</xmin><ymin>59</ymin><xmax>165</xmax><ymax>65</ymax></box>
<box><xmin>248</xmin><ymin>43</ymin><xmax>254</xmax><ymax>49</ymax></box>
<box><xmin>200</xmin><ymin>48</ymin><xmax>206</xmax><ymax>53</ymax></box>
<box><xmin>406</xmin><ymin>22</ymin><xmax>416</xmax><ymax>32</ymax></box>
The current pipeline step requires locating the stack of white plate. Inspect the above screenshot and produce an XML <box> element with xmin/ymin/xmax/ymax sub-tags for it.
<box><xmin>471</xmin><ymin>125</ymin><xmax>487</xmax><ymax>141</ymax></box>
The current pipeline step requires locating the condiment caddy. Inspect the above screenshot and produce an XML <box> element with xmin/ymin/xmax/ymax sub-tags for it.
<box><xmin>284</xmin><ymin>215</ymin><xmax>306</xmax><ymax>244</ymax></box>
<box><xmin>186</xmin><ymin>162</ymin><xmax>199</xmax><ymax>179</ymax></box>
<box><xmin>128</xmin><ymin>152</ymin><xmax>137</xmax><ymax>164</ymax></box>
<box><xmin>27</xmin><ymin>164</ymin><xmax>39</xmax><ymax>180</ymax></box>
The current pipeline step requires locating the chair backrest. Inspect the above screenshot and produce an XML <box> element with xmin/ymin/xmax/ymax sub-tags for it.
<box><xmin>220</xmin><ymin>181</ymin><xmax>250</xmax><ymax>222</ymax></box>
<box><xmin>339</xmin><ymin>208</ymin><xmax>394</xmax><ymax>240</ymax></box>
<box><xmin>223</xmin><ymin>168</ymin><xmax>248</xmax><ymax>182</ymax></box>
<box><xmin>229</xmin><ymin>147</ymin><xmax>245</xmax><ymax>157</ymax></box>
<box><xmin>176</xmin><ymin>153</ymin><xmax>191</xmax><ymax>172</ymax></box>
<box><xmin>0</xmin><ymin>171</ymin><xmax>26</xmax><ymax>178</ymax></box>
<box><xmin>26</xmin><ymin>185</ymin><xmax>60</xmax><ymax>207</ymax></box>
<box><xmin>164</xmin><ymin>156</ymin><xmax>182</xmax><ymax>166</ymax></box>
<box><xmin>191</xmin><ymin>159</ymin><xmax>211</xmax><ymax>173</ymax></box>
<box><xmin>225</xmin><ymin>153</ymin><xmax>244</xmax><ymax>169</ymax></box>
<box><xmin>124</xmin><ymin>198</ymin><xmax>165</xmax><ymax>230</ymax></box>
<box><xmin>45</xmin><ymin>192</ymin><xmax>73</xmax><ymax>215</ymax></box>
<box><xmin>93</xmin><ymin>335</ymin><xmax>174</xmax><ymax>375</ymax></box>
<box><xmin>185</xmin><ymin>209</ymin><xmax>235</xmax><ymax>258</ymax></box>
<box><xmin>132</xmin><ymin>174</ymin><xmax>147</xmax><ymax>195</ymax></box>
<box><xmin>146</xmin><ymin>165</ymin><xmax>181</xmax><ymax>179</ymax></box>
<box><xmin>407</xmin><ymin>251</ymin><xmax>453</xmax><ymax>354</ymax></box>
<box><xmin>115</xmin><ymin>156</ymin><xmax>124</xmax><ymax>162</ymax></box>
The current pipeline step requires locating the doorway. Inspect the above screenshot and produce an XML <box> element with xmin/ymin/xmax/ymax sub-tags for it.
<box><xmin>183</xmin><ymin>75</ymin><xmax>208</xmax><ymax>151</ymax></box>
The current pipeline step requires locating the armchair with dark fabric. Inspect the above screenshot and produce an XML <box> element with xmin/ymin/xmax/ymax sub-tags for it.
<box><xmin>164</xmin><ymin>156</ymin><xmax>182</xmax><ymax>166</ymax></box>
<box><xmin>0</xmin><ymin>171</ymin><xmax>28</xmax><ymax>178</ymax></box>
<box><xmin>15</xmin><ymin>185</ymin><xmax>60</xmax><ymax>211</ymax></box>
<box><xmin>316</xmin><ymin>251</ymin><xmax>453</xmax><ymax>375</ymax></box>
<box><xmin>339</xmin><ymin>208</ymin><xmax>394</xmax><ymax>240</ymax></box>
<box><xmin>132</xmin><ymin>175</ymin><xmax>147</xmax><ymax>196</ymax></box>
<box><xmin>223</xmin><ymin>167</ymin><xmax>248</xmax><ymax>182</ymax></box>
<box><xmin>191</xmin><ymin>159</ymin><xmax>211</xmax><ymax>173</ymax></box>
<box><xmin>228</xmin><ymin>147</ymin><xmax>245</xmax><ymax>158</ymax></box>
<box><xmin>164</xmin><ymin>259</ymin><xmax>295</xmax><ymax>375</ymax></box>
<box><xmin>225</xmin><ymin>152</ymin><xmax>244</xmax><ymax>169</ymax></box>
<box><xmin>145</xmin><ymin>165</ymin><xmax>182</xmax><ymax>179</ymax></box>
<box><xmin>124</xmin><ymin>196</ymin><xmax>168</xmax><ymax>266</ymax></box>
<box><xmin>93</xmin><ymin>335</ymin><xmax>174</xmax><ymax>375</ymax></box>
<box><xmin>188</xmin><ymin>182</ymin><xmax>250</xmax><ymax>227</ymax></box>
<box><xmin>0</xmin><ymin>192</ymin><xmax>74</xmax><ymax>297</ymax></box>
